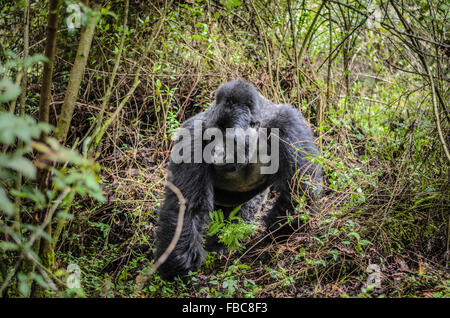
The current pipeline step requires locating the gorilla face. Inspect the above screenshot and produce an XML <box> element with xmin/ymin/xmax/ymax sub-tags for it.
<box><xmin>205</xmin><ymin>80</ymin><xmax>262</xmax><ymax>172</ymax></box>
<box><xmin>207</xmin><ymin>79</ymin><xmax>261</xmax><ymax>130</ymax></box>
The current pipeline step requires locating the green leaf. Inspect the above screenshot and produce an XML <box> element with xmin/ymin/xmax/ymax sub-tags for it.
<box><xmin>315</xmin><ymin>259</ymin><xmax>327</xmax><ymax>267</ymax></box>
<box><xmin>29</xmin><ymin>272</ymin><xmax>49</xmax><ymax>289</ymax></box>
<box><xmin>57</xmin><ymin>211</ymin><xmax>74</xmax><ymax>220</ymax></box>
<box><xmin>0</xmin><ymin>77</ymin><xmax>20</xmax><ymax>103</ymax></box>
<box><xmin>330</xmin><ymin>250</ymin><xmax>339</xmax><ymax>261</ymax></box>
<box><xmin>0</xmin><ymin>187</ymin><xmax>14</xmax><ymax>216</ymax></box>
<box><xmin>226</xmin><ymin>0</ymin><xmax>242</xmax><ymax>9</ymax></box>
<box><xmin>0</xmin><ymin>241</ymin><xmax>19</xmax><ymax>251</ymax></box>
<box><xmin>18</xmin><ymin>274</ymin><xmax>30</xmax><ymax>296</ymax></box>
<box><xmin>347</xmin><ymin>231</ymin><xmax>360</xmax><ymax>241</ymax></box>
<box><xmin>359</xmin><ymin>240</ymin><xmax>372</xmax><ymax>246</ymax></box>
<box><xmin>84</xmin><ymin>173</ymin><xmax>99</xmax><ymax>190</ymax></box>
<box><xmin>0</xmin><ymin>155</ymin><xmax>36</xmax><ymax>179</ymax></box>
<box><xmin>23</xmin><ymin>54</ymin><xmax>48</xmax><ymax>69</ymax></box>
<box><xmin>0</xmin><ymin>112</ymin><xmax>45</xmax><ymax>145</ymax></box>
<box><xmin>229</xmin><ymin>204</ymin><xmax>242</xmax><ymax>219</ymax></box>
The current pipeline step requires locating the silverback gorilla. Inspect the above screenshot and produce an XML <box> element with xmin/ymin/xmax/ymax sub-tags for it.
<box><xmin>155</xmin><ymin>79</ymin><xmax>323</xmax><ymax>280</ymax></box>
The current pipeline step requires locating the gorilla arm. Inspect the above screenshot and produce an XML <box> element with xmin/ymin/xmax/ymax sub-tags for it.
<box><xmin>155</xmin><ymin>160</ymin><xmax>214</xmax><ymax>280</ymax></box>
<box><xmin>155</xmin><ymin>116</ymin><xmax>214</xmax><ymax>281</ymax></box>
<box><xmin>263</xmin><ymin>104</ymin><xmax>323</xmax><ymax>237</ymax></box>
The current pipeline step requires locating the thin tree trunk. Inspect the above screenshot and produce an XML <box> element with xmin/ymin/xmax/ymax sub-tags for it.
<box><xmin>337</xmin><ymin>1</ymin><xmax>351</xmax><ymax>110</ymax></box>
<box><xmin>38</xmin><ymin>0</ymin><xmax>59</xmax><ymax>125</ymax></box>
<box><xmin>54</xmin><ymin>4</ymin><xmax>101</xmax><ymax>144</ymax></box>
<box><xmin>32</xmin><ymin>4</ymin><xmax>100</xmax><ymax>296</ymax></box>
<box><xmin>94</xmin><ymin>0</ymin><xmax>128</xmax><ymax>127</ymax></box>
<box><xmin>389</xmin><ymin>0</ymin><xmax>450</xmax><ymax>163</ymax></box>
<box><xmin>35</xmin><ymin>0</ymin><xmax>60</xmax><ymax>233</ymax></box>
<box><xmin>287</xmin><ymin>0</ymin><xmax>301</xmax><ymax>105</ymax></box>
<box><xmin>248</xmin><ymin>0</ymin><xmax>278</xmax><ymax>101</ymax></box>
<box><xmin>91</xmin><ymin>75</ymin><xmax>141</xmax><ymax>153</ymax></box>
<box><xmin>14</xmin><ymin>0</ymin><xmax>30</xmax><ymax>233</ymax></box>
<box><xmin>326</xmin><ymin>3</ymin><xmax>332</xmax><ymax>107</ymax></box>
<box><xmin>88</xmin><ymin>0</ymin><xmax>171</xmax><ymax>155</ymax></box>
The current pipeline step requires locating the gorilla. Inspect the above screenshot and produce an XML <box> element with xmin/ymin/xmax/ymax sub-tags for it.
<box><xmin>155</xmin><ymin>79</ymin><xmax>323</xmax><ymax>281</ymax></box>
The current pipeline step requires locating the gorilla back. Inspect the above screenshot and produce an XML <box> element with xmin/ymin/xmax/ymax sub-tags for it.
<box><xmin>155</xmin><ymin>79</ymin><xmax>323</xmax><ymax>281</ymax></box>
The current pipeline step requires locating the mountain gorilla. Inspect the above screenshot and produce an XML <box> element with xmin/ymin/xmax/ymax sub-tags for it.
<box><xmin>155</xmin><ymin>79</ymin><xmax>323</xmax><ymax>281</ymax></box>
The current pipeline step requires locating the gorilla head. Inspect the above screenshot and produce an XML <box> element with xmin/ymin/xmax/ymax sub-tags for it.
<box><xmin>205</xmin><ymin>79</ymin><xmax>263</xmax><ymax>172</ymax></box>
<box><xmin>210</xmin><ymin>79</ymin><xmax>261</xmax><ymax>128</ymax></box>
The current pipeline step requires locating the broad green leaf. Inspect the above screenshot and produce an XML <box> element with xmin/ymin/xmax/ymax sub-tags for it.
<box><xmin>0</xmin><ymin>156</ymin><xmax>36</xmax><ymax>179</ymax></box>
<box><xmin>0</xmin><ymin>77</ymin><xmax>20</xmax><ymax>103</ymax></box>
<box><xmin>0</xmin><ymin>241</ymin><xmax>19</xmax><ymax>251</ymax></box>
<box><xmin>0</xmin><ymin>187</ymin><xmax>14</xmax><ymax>216</ymax></box>
<box><xmin>347</xmin><ymin>231</ymin><xmax>361</xmax><ymax>241</ymax></box>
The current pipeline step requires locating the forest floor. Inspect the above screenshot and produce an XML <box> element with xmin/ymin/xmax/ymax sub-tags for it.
<box><xmin>56</xmin><ymin>128</ymin><xmax>449</xmax><ymax>298</ymax></box>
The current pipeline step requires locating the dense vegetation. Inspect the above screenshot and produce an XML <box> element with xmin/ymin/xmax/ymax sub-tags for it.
<box><xmin>0</xmin><ymin>0</ymin><xmax>448</xmax><ymax>298</ymax></box>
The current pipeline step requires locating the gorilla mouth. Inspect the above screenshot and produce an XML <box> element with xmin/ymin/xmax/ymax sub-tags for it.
<box><xmin>212</xmin><ymin>162</ymin><xmax>246</xmax><ymax>172</ymax></box>
<box><xmin>213</xmin><ymin>186</ymin><xmax>269</xmax><ymax>207</ymax></box>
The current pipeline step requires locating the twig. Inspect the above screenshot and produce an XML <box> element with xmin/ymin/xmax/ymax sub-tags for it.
<box><xmin>86</xmin><ymin>0</ymin><xmax>129</xmax><ymax>146</ymax></box>
<box><xmin>0</xmin><ymin>187</ymin><xmax>71</xmax><ymax>295</ymax></box>
<box><xmin>425</xmin><ymin>60</ymin><xmax>450</xmax><ymax>163</ymax></box>
<box><xmin>388</xmin><ymin>0</ymin><xmax>449</xmax><ymax>163</ymax></box>
<box><xmin>135</xmin><ymin>180</ymin><xmax>186</xmax><ymax>293</ymax></box>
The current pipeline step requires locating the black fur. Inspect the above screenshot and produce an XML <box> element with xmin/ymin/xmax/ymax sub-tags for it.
<box><xmin>155</xmin><ymin>79</ymin><xmax>323</xmax><ymax>280</ymax></box>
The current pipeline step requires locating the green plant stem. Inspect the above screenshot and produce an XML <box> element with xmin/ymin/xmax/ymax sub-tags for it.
<box><xmin>297</xmin><ymin>1</ymin><xmax>325</xmax><ymax>66</ymax></box>
<box><xmin>88</xmin><ymin>0</ymin><xmax>169</xmax><ymax>154</ymax></box>
<box><xmin>389</xmin><ymin>0</ymin><xmax>450</xmax><ymax>163</ymax></box>
<box><xmin>51</xmin><ymin>192</ymin><xmax>75</xmax><ymax>248</ymax></box>
<box><xmin>87</xmin><ymin>0</ymin><xmax>129</xmax><ymax>145</ymax></box>
<box><xmin>32</xmin><ymin>2</ymin><xmax>100</xmax><ymax>296</ymax></box>
<box><xmin>287</xmin><ymin>0</ymin><xmax>301</xmax><ymax>105</ymax></box>
<box><xmin>90</xmin><ymin>76</ymin><xmax>141</xmax><ymax>153</ymax></box>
